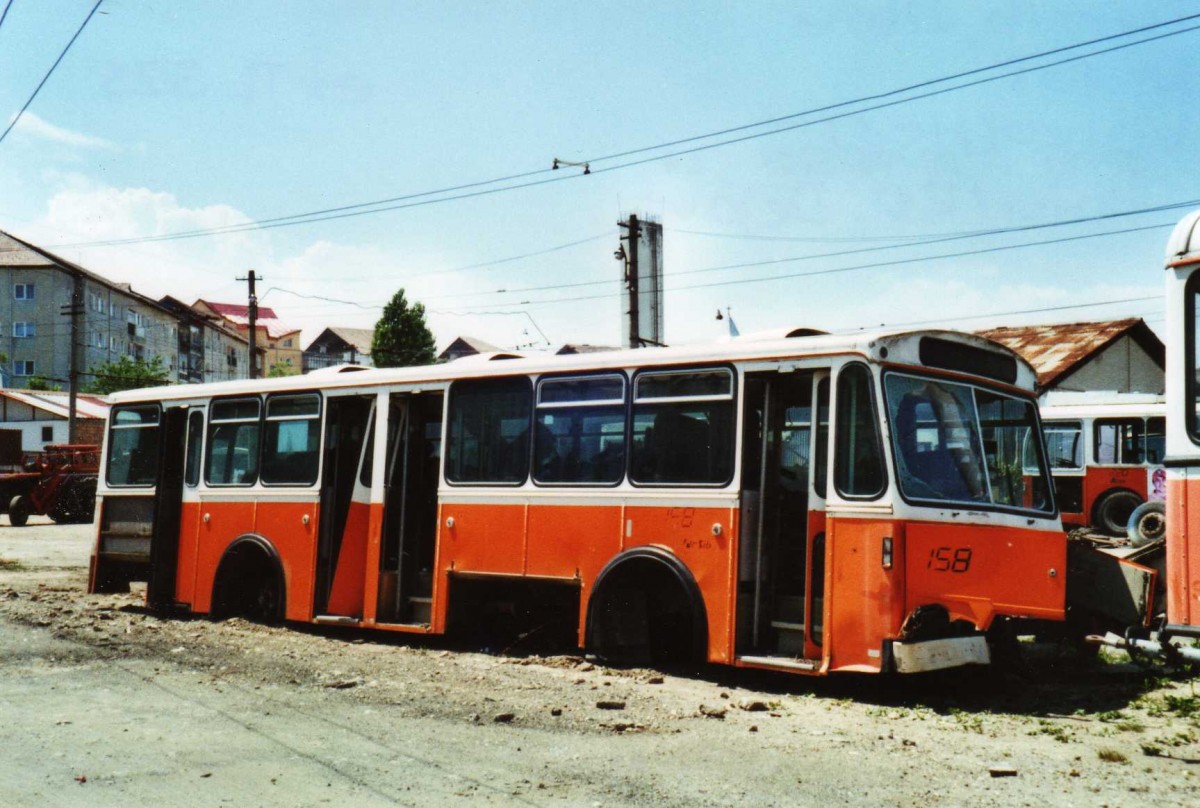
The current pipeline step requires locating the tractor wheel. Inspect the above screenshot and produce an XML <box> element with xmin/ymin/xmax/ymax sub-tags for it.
<box><xmin>1092</xmin><ymin>490</ymin><xmax>1141</xmax><ymax>536</ymax></box>
<box><xmin>8</xmin><ymin>495</ymin><xmax>30</xmax><ymax>527</ymax></box>
<box><xmin>1126</xmin><ymin>501</ymin><xmax>1167</xmax><ymax>548</ymax></box>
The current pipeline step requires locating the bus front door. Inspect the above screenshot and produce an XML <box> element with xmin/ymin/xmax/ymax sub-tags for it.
<box><xmin>737</xmin><ymin>371</ymin><xmax>828</xmax><ymax>662</ymax></box>
<box><xmin>376</xmin><ymin>392</ymin><xmax>443</xmax><ymax>625</ymax></box>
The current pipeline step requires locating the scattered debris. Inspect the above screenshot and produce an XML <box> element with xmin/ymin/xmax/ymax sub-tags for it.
<box><xmin>596</xmin><ymin>700</ymin><xmax>626</xmax><ymax>711</ymax></box>
<box><xmin>493</xmin><ymin>712</ymin><xmax>515</xmax><ymax>723</ymax></box>
<box><xmin>737</xmin><ymin>698</ymin><xmax>769</xmax><ymax>712</ymax></box>
<box><xmin>699</xmin><ymin>705</ymin><xmax>727</xmax><ymax>720</ymax></box>
<box><xmin>988</xmin><ymin>766</ymin><xmax>1018</xmax><ymax>778</ymax></box>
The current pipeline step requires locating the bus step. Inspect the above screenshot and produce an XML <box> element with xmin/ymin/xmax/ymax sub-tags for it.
<box><xmin>313</xmin><ymin>615</ymin><xmax>359</xmax><ymax>625</ymax></box>
<box><xmin>769</xmin><ymin>620</ymin><xmax>806</xmax><ymax>632</ymax></box>
<box><xmin>408</xmin><ymin>596</ymin><xmax>433</xmax><ymax>624</ymax></box>
<box><xmin>738</xmin><ymin>655</ymin><xmax>820</xmax><ymax>672</ymax></box>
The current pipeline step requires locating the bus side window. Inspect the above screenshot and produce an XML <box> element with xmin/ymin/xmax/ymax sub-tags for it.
<box><xmin>184</xmin><ymin>409</ymin><xmax>203</xmax><ymax>487</ymax></box>
<box><xmin>206</xmin><ymin>397</ymin><xmax>262</xmax><ymax>486</ymax></box>
<box><xmin>262</xmin><ymin>393</ymin><xmax>321</xmax><ymax>486</ymax></box>
<box><xmin>834</xmin><ymin>364</ymin><xmax>885</xmax><ymax>499</ymax></box>
<box><xmin>1144</xmin><ymin>417</ymin><xmax>1166</xmax><ymax>465</ymax></box>
<box><xmin>445</xmin><ymin>378</ymin><xmax>532</xmax><ymax>485</ymax></box>
<box><xmin>629</xmin><ymin>368</ymin><xmax>734</xmax><ymax>486</ymax></box>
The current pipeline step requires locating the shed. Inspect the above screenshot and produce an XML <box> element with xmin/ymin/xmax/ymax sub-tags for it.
<box><xmin>977</xmin><ymin>318</ymin><xmax>1163</xmax><ymax>397</ymax></box>
<box><xmin>0</xmin><ymin>390</ymin><xmax>109</xmax><ymax>450</ymax></box>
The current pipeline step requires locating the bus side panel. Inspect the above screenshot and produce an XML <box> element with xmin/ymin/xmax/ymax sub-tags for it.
<box><xmin>174</xmin><ymin>500</ymin><xmax>203</xmax><ymax>606</ymax></box>
<box><xmin>905</xmin><ymin>522</ymin><xmax>1065</xmax><ymax>628</ymax></box>
<box><xmin>624</xmin><ymin>504</ymin><xmax>736</xmax><ymax>664</ymax></box>
<box><xmin>326</xmin><ymin>500</ymin><xmax>371</xmax><ymax>616</ymax></box>
<box><xmin>441</xmin><ymin>502</ymin><xmax>526</xmax><ymax>575</ymax></box>
<box><xmin>1167</xmin><ymin>473</ymin><xmax>1199</xmax><ymax>626</ymax></box>
<box><xmin>526</xmin><ymin>504</ymin><xmax>621</xmax><ymax>579</ymax></box>
<box><xmin>826</xmin><ymin>518</ymin><xmax>905</xmax><ymax>673</ymax></box>
<box><xmin>255</xmin><ymin>500</ymin><xmax>319</xmax><ymax>621</ymax></box>
<box><xmin>1084</xmin><ymin>466</ymin><xmax>1147</xmax><ymax>515</ymax></box>
<box><xmin>191</xmin><ymin>500</ymin><xmax>257</xmax><ymax>614</ymax></box>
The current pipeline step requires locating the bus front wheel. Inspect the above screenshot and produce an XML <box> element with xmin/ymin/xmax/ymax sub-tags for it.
<box><xmin>1092</xmin><ymin>490</ymin><xmax>1141</xmax><ymax>536</ymax></box>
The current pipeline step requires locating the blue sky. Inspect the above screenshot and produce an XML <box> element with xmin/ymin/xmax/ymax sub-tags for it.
<box><xmin>2</xmin><ymin>1</ymin><xmax>1198</xmax><ymax>350</ymax></box>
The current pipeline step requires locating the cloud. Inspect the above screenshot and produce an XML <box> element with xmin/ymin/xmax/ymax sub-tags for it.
<box><xmin>10</xmin><ymin>112</ymin><xmax>114</xmax><ymax>149</ymax></box>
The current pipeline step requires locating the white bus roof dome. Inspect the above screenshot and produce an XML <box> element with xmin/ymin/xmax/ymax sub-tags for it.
<box><xmin>1167</xmin><ymin>208</ymin><xmax>1200</xmax><ymax>265</ymax></box>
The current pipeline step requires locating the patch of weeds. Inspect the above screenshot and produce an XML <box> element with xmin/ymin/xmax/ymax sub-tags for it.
<box><xmin>949</xmin><ymin>708</ymin><xmax>986</xmax><ymax>734</ymax></box>
<box><xmin>1153</xmin><ymin>730</ymin><xmax>1198</xmax><ymax>748</ymax></box>
<box><xmin>1115</xmin><ymin>720</ymin><xmax>1146</xmax><ymax>733</ymax></box>
<box><xmin>1028</xmin><ymin>719</ymin><xmax>1072</xmax><ymax>743</ymax></box>
<box><xmin>0</xmin><ymin>558</ymin><xmax>24</xmax><ymax>571</ymax></box>
<box><xmin>1097</xmin><ymin>710</ymin><xmax>1126</xmax><ymax>723</ymax></box>
<box><xmin>1162</xmin><ymin>694</ymin><xmax>1200</xmax><ymax>719</ymax></box>
<box><xmin>1097</xmin><ymin>747</ymin><xmax>1129</xmax><ymax>764</ymax></box>
<box><xmin>1141</xmin><ymin>743</ymin><xmax>1164</xmax><ymax>757</ymax></box>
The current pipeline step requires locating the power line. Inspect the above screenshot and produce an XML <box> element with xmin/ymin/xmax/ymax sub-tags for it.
<box><xmin>0</xmin><ymin>0</ymin><xmax>103</xmax><ymax>147</ymax></box>
<box><xmin>0</xmin><ymin>1</ymin><xmax>15</xmax><ymax>37</ymax></box>
<box><xmin>860</xmin><ymin>295</ymin><xmax>1161</xmax><ymax>331</ymax></box>
<box><xmin>40</xmin><ymin>12</ymin><xmax>1200</xmax><ymax>248</ymax></box>
<box><xmin>335</xmin><ymin>232</ymin><xmax>610</xmax><ymax>284</ymax></box>
<box><xmin>451</xmin><ymin>221</ymin><xmax>1173</xmax><ymax>312</ymax></box>
<box><xmin>425</xmin><ymin>201</ymin><xmax>1197</xmax><ymax>302</ymax></box>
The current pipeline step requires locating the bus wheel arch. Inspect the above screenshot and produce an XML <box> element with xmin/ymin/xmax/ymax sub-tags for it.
<box><xmin>585</xmin><ymin>546</ymin><xmax>708</xmax><ymax>667</ymax></box>
<box><xmin>211</xmin><ymin>534</ymin><xmax>286</xmax><ymax>623</ymax></box>
<box><xmin>1091</xmin><ymin>488</ymin><xmax>1143</xmax><ymax>536</ymax></box>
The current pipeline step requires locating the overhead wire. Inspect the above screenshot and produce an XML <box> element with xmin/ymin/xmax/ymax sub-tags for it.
<box><xmin>421</xmin><ymin>200</ymin><xmax>1200</xmax><ymax>301</ymax></box>
<box><xmin>40</xmin><ymin>12</ymin><xmax>1200</xmax><ymax>248</ymax></box>
<box><xmin>0</xmin><ymin>0</ymin><xmax>103</xmax><ymax>147</ymax></box>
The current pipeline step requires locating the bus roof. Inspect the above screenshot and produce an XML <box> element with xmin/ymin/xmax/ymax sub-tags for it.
<box><xmin>1040</xmin><ymin>390</ymin><xmax>1165</xmax><ymax>419</ymax></box>
<box><xmin>106</xmin><ymin>327</ymin><xmax>1038</xmax><ymax>405</ymax></box>
<box><xmin>1167</xmin><ymin>208</ymin><xmax>1200</xmax><ymax>268</ymax></box>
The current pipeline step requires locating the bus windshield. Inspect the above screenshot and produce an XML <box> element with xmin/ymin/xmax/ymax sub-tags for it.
<box><xmin>884</xmin><ymin>373</ymin><xmax>1052</xmax><ymax>513</ymax></box>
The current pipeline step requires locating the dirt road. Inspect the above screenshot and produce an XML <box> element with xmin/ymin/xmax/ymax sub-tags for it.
<box><xmin>2</xmin><ymin>519</ymin><xmax>1198</xmax><ymax>806</ymax></box>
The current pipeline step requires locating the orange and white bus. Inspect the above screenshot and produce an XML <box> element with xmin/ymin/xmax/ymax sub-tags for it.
<box><xmin>89</xmin><ymin>328</ymin><xmax>1066</xmax><ymax>675</ymax></box>
<box><xmin>1037</xmin><ymin>392</ymin><xmax>1166</xmax><ymax>536</ymax></box>
<box><xmin>1163</xmin><ymin>210</ymin><xmax>1200</xmax><ymax>637</ymax></box>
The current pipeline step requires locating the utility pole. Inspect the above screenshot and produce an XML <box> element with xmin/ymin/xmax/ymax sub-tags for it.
<box><xmin>237</xmin><ymin>270</ymin><xmax>259</xmax><ymax>379</ymax></box>
<box><xmin>620</xmin><ymin>214</ymin><xmax>641</xmax><ymax>349</ymax></box>
<box><xmin>59</xmin><ymin>274</ymin><xmax>84</xmax><ymax>442</ymax></box>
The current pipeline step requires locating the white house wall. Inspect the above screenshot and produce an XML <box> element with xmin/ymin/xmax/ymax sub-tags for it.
<box><xmin>1053</xmin><ymin>335</ymin><xmax>1163</xmax><ymax>394</ymax></box>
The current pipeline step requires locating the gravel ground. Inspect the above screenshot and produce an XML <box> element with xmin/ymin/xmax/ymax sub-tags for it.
<box><xmin>2</xmin><ymin>518</ymin><xmax>1199</xmax><ymax>806</ymax></box>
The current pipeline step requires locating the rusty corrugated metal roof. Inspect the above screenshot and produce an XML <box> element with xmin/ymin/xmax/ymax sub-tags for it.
<box><xmin>976</xmin><ymin>318</ymin><xmax>1160</xmax><ymax>389</ymax></box>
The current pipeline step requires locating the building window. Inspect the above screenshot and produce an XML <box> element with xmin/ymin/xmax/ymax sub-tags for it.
<box><xmin>14</xmin><ymin>283</ymin><xmax>34</xmax><ymax>300</ymax></box>
<box><xmin>41</xmin><ymin>426</ymin><xmax>53</xmax><ymax>442</ymax></box>
<box><xmin>13</xmin><ymin>322</ymin><xmax>35</xmax><ymax>337</ymax></box>
<box><xmin>14</xmin><ymin>360</ymin><xmax>34</xmax><ymax>376</ymax></box>
<box><xmin>283</xmin><ymin>338</ymin><xmax>294</xmax><ymax>348</ymax></box>
<box><xmin>110</xmin><ymin>335</ymin><xmax>119</xmax><ymax>352</ymax></box>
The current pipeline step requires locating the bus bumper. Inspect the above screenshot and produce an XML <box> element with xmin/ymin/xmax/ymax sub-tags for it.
<box><xmin>891</xmin><ymin>635</ymin><xmax>990</xmax><ymax>673</ymax></box>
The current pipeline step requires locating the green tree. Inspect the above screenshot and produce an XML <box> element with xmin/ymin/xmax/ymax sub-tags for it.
<box><xmin>371</xmin><ymin>288</ymin><xmax>436</xmax><ymax>368</ymax></box>
<box><xmin>83</xmin><ymin>355</ymin><xmax>171</xmax><ymax>395</ymax></box>
<box><xmin>267</xmin><ymin>360</ymin><xmax>299</xmax><ymax>378</ymax></box>
<box><xmin>26</xmin><ymin>375</ymin><xmax>62</xmax><ymax>392</ymax></box>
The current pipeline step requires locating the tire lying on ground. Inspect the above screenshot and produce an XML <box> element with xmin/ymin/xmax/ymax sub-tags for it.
<box><xmin>8</xmin><ymin>495</ymin><xmax>30</xmax><ymax>527</ymax></box>
<box><xmin>1126</xmin><ymin>500</ymin><xmax>1167</xmax><ymax>548</ymax></box>
<box><xmin>1092</xmin><ymin>489</ymin><xmax>1142</xmax><ymax>536</ymax></box>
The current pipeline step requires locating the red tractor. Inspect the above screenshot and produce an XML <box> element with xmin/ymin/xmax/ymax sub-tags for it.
<box><xmin>0</xmin><ymin>444</ymin><xmax>99</xmax><ymax>527</ymax></box>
